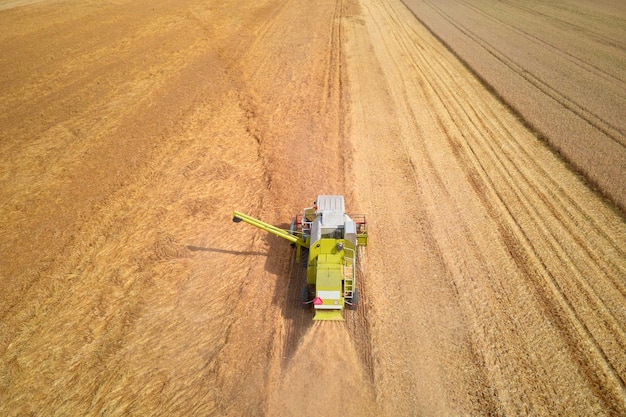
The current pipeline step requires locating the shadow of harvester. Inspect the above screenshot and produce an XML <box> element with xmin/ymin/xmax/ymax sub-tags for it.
<box><xmin>189</xmin><ymin>224</ymin><xmax>313</xmax><ymax>364</ymax></box>
<box><xmin>263</xmin><ymin>225</ymin><xmax>315</xmax><ymax>364</ymax></box>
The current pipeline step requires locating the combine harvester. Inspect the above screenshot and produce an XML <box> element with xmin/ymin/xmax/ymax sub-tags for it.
<box><xmin>233</xmin><ymin>195</ymin><xmax>367</xmax><ymax>321</ymax></box>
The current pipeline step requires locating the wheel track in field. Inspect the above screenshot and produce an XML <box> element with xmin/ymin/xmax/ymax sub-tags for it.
<box><xmin>454</xmin><ymin>84</ymin><xmax>626</xmax><ymax>392</ymax></box>
<box><xmin>321</xmin><ymin>0</ymin><xmax>343</xmax><ymax>114</ymax></box>
<box><xmin>399</xmin><ymin>36</ymin><xmax>558</xmax><ymax>415</ymax></box>
<box><xmin>247</xmin><ymin>0</ymin><xmax>295</xmax><ymax>57</ymax></box>
<box><xmin>432</xmin><ymin>23</ymin><xmax>626</xmax><ymax>332</ymax></box>
<box><xmin>356</xmin><ymin>0</ymin><xmax>626</xmax><ymax>412</ymax></box>
<box><xmin>353</xmin><ymin>0</ymin><xmax>501</xmax><ymax>412</ymax></box>
<box><xmin>398</xmin><ymin>0</ymin><xmax>626</xmax><ymax>397</ymax></box>
<box><xmin>417</xmin><ymin>0</ymin><xmax>626</xmax><ymax>147</ymax></box>
<box><xmin>500</xmin><ymin>0</ymin><xmax>626</xmax><ymax>51</ymax></box>
<box><xmin>456</xmin><ymin>0</ymin><xmax>626</xmax><ymax>91</ymax></box>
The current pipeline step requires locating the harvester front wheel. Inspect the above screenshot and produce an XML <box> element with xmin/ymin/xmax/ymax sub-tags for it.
<box><xmin>347</xmin><ymin>288</ymin><xmax>358</xmax><ymax>310</ymax></box>
<box><xmin>300</xmin><ymin>286</ymin><xmax>312</xmax><ymax>310</ymax></box>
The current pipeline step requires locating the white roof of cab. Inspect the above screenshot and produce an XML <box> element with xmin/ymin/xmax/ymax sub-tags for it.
<box><xmin>316</xmin><ymin>195</ymin><xmax>345</xmax><ymax>227</ymax></box>
<box><xmin>316</xmin><ymin>195</ymin><xmax>345</xmax><ymax>213</ymax></box>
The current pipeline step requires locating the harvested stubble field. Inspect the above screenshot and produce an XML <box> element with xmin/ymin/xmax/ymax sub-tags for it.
<box><xmin>0</xmin><ymin>0</ymin><xmax>624</xmax><ymax>416</ymax></box>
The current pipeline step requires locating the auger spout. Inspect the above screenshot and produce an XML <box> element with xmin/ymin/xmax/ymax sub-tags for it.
<box><xmin>232</xmin><ymin>211</ymin><xmax>307</xmax><ymax>246</ymax></box>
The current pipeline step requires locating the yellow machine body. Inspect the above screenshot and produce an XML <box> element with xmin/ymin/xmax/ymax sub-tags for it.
<box><xmin>233</xmin><ymin>195</ymin><xmax>367</xmax><ymax>321</ymax></box>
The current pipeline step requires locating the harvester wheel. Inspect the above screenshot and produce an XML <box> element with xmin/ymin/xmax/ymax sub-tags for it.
<box><xmin>300</xmin><ymin>286</ymin><xmax>312</xmax><ymax>309</ymax></box>
<box><xmin>347</xmin><ymin>288</ymin><xmax>359</xmax><ymax>310</ymax></box>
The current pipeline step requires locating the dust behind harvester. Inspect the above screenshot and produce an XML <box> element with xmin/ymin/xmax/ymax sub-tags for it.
<box><xmin>233</xmin><ymin>195</ymin><xmax>368</xmax><ymax>321</ymax></box>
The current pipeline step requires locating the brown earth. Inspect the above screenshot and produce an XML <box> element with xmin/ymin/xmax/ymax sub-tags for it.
<box><xmin>0</xmin><ymin>0</ymin><xmax>624</xmax><ymax>416</ymax></box>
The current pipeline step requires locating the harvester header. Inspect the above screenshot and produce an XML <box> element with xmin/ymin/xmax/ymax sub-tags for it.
<box><xmin>232</xmin><ymin>195</ymin><xmax>368</xmax><ymax>321</ymax></box>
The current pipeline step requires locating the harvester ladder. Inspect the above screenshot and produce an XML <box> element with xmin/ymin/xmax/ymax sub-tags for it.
<box><xmin>343</xmin><ymin>247</ymin><xmax>356</xmax><ymax>299</ymax></box>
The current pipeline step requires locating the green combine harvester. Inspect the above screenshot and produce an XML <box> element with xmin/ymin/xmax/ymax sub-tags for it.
<box><xmin>233</xmin><ymin>195</ymin><xmax>368</xmax><ymax>321</ymax></box>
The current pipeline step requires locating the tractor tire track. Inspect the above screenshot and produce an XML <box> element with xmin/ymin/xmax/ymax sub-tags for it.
<box><xmin>457</xmin><ymin>0</ymin><xmax>626</xmax><ymax>92</ymax></box>
<box><xmin>417</xmin><ymin>0</ymin><xmax>626</xmax><ymax>146</ymax></box>
<box><xmin>408</xmin><ymin>5</ymin><xmax>626</xmax><ymax>386</ymax></box>
<box><xmin>500</xmin><ymin>0</ymin><xmax>626</xmax><ymax>51</ymax></box>
<box><xmin>431</xmin><ymin>62</ymin><xmax>626</xmax><ymax>395</ymax></box>
<box><xmin>348</xmin><ymin>0</ymin><xmax>626</xmax><ymax>414</ymax></box>
<box><xmin>398</xmin><ymin>0</ymin><xmax>626</xmax><ymax>400</ymax></box>
<box><xmin>401</xmin><ymin>0</ymin><xmax>626</xmax><ymax>213</ymax></box>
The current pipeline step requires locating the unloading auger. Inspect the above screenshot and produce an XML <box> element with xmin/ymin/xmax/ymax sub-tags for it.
<box><xmin>233</xmin><ymin>195</ymin><xmax>368</xmax><ymax>321</ymax></box>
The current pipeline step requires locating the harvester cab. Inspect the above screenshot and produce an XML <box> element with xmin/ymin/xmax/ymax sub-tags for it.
<box><xmin>232</xmin><ymin>195</ymin><xmax>368</xmax><ymax>321</ymax></box>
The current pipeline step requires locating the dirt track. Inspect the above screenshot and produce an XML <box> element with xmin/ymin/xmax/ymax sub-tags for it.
<box><xmin>1</xmin><ymin>0</ymin><xmax>625</xmax><ymax>415</ymax></box>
